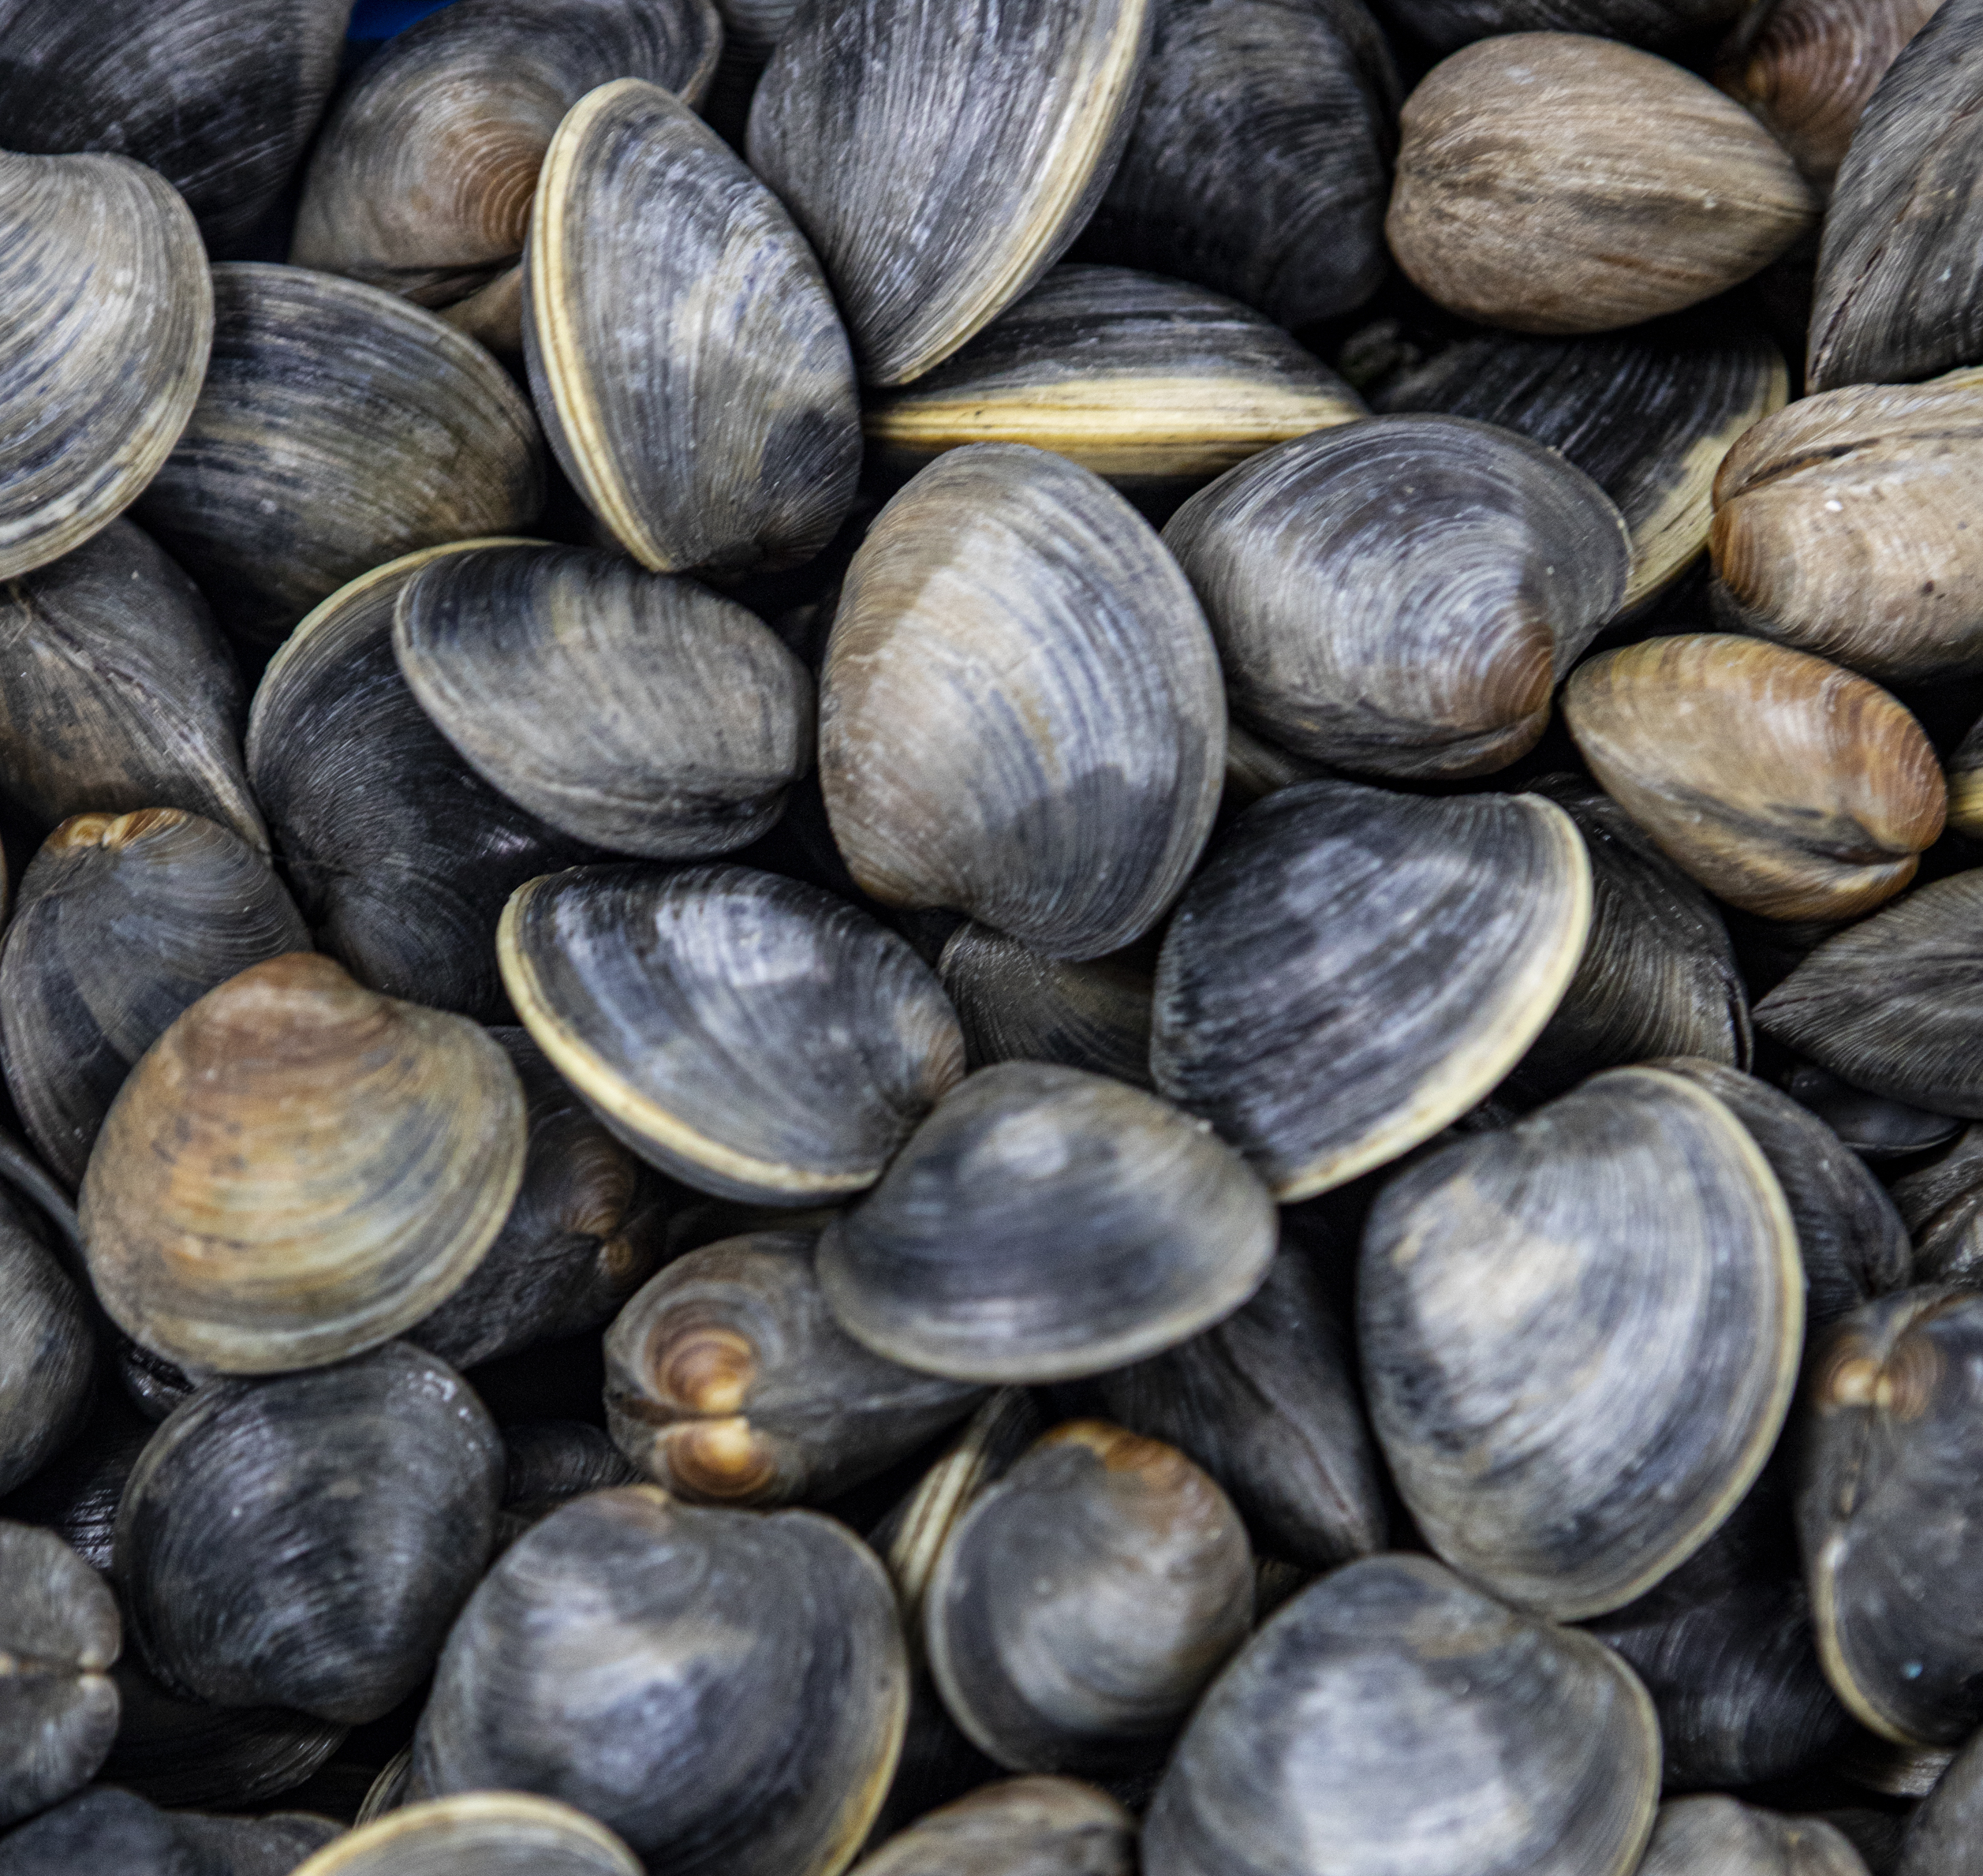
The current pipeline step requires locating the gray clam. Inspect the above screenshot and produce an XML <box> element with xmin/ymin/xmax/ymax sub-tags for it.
<box><xmin>1898</xmin><ymin>1725</ymin><xmax>1983</xmax><ymax>1875</ymax></box>
<box><xmin>1638</xmin><ymin>1799</ymin><xmax>1872</xmax><ymax>1876</ymax></box>
<box><xmin>0</xmin><ymin>1523</ymin><xmax>119</xmax><ymax>1826</ymax></box>
<box><xmin>0</xmin><ymin>1786</ymin><xmax>338</xmax><ymax>1876</ymax></box>
<box><xmin>0</xmin><ymin>1191</ymin><xmax>95</xmax><ymax>1500</ymax></box>
<box><xmin>938</xmin><ymin>923</ymin><xmax>1153</xmax><ymax>1089</ymax></box>
<box><xmin>286</xmin><ymin>1794</ymin><xmax>641</xmax><ymax>1876</ymax></box>
<box><xmin>1383</xmin><ymin>0</ymin><xmax>1744</xmax><ymax>51</ymax></box>
<box><xmin>850</xmin><ymin>1778</ymin><xmax>1134</xmax><ymax>1876</ymax></box>
<box><xmin>1894</xmin><ymin>1125</ymin><xmax>1983</xmax><ymax>1284</ymax></box>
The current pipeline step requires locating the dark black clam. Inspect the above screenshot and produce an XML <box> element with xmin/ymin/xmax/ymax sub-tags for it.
<box><xmin>0</xmin><ymin>1188</ymin><xmax>95</xmax><ymax>1500</ymax></box>
<box><xmin>494</xmin><ymin>1420</ymin><xmax>639</xmax><ymax>1555</ymax></box>
<box><xmin>938</xmin><ymin>923</ymin><xmax>1154</xmax><ymax>1089</ymax></box>
<box><xmin>0</xmin><ymin>1394</ymin><xmax>151</xmax><ymax>1575</ymax></box>
<box><xmin>1379</xmin><ymin>0</ymin><xmax>1747</xmax><ymax>54</ymax></box>
<box><xmin>1788</xmin><ymin>1062</ymin><xmax>1962</xmax><ymax>1161</ymax></box>
<box><xmin>1894</xmin><ymin>1126</ymin><xmax>1983</xmax><ymax>1284</ymax></box>
<box><xmin>0</xmin><ymin>1785</ymin><xmax>340</xmax><ymax>1876</ymax></box>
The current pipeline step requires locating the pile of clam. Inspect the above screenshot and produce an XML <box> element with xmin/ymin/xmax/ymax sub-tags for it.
<box><xmin>8</xmin><ymin>0</ymin><xmax>1983</xmax><ymax>1870</ymax></box>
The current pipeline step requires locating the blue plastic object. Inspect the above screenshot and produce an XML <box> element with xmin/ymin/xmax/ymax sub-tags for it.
<box><xmin>347</xmin><ymin>0</ymin><xmax>459</xmax><ymax>39</ymax></box>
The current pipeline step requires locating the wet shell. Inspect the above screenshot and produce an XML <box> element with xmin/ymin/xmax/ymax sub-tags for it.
<box><xmin>1894</xmin><ymin>1124</ymin><xmax>1983</xmax><ymax>1283</ymax></box>
<box><xmin>0</xmin><ymin>152</ymin><xmax>213</xmax><ymax>580</ymax></box>
<box><xmin>1142</xmin><ymin>1553</ymin><xmax>1661</xmax><ymax>1876</ymax></box>
<box><xmin>0</xmin><ymin>812</ymin><xmax>309</xmax><ymax>1188</ymax></box>
<box><xmin>603</xmin><ymin>1230</ymin><xmax>984</xmax><ymax>1505</ymax></box>
<box><xmin>1563</xmin><ymin>635</ymin><xmax>1945</xmax><ymax>921</ymax></box>
<box><xmin>819</xmin><ymin>445</ymin><xmax>1226</xmax><ymax>960</ymax></box>
<box><xmin>293</xmin><ymin>0</ymin><xmax>719</xmax><ymax>316</ymax></box>
<box><xmin>291</xmin><ymin>1794</ymin><xmax>642</xmax><ymax>1876</ymax></box>
<box><xmin>1756</xmin><ymin>873</ymin><xmax>1983</xmax><ymax>1117</ymax></box>
<box><xmin>1361</xmin><ymin>1065</ymin><xmax>1804</xmax><ymax>1620</ymax></box>
<box><xmin>495</xmin><ymin>1420</ymin><xmax>639</xmax><ymax>1553</ymax></box>
<box><xmin>0</xmin><ymin>1523</ymin><xmax>119</xmax><ymax>1826</ymax></box>
<box><xmin>1151</xmin><ymin>779</ymin><xmax>1592</xmax><ymax>1201</ymax></box>
<box><xmin>1074</xmin><ymin>0</ymin><xmax>1399</xmax><ymax>331</ymax></box>
<box><xmin>0</xmin><ymin>1193</ymin><xmax>95</xmax><ymax>1500</ymax></box>
<box><xmin>1163</xmin><ymin>416</ymin><xmax>1629</xmax><ymax>778</ymax></box>
<box><xmin>1384</xmin><ymin>0</ymin><xmax>1745</xmax><ymax>51</ymax></box>
<box><xmin>747</xmin><ymin>0</ymin><xmax>1153</xmax><ymax>385</ymax></box>
<box><xmin>861</xmin><ymin>265</ymin><xmax>1365</xmax><ymax>510</ymax></box>
<box><xmin>80</xmin><ymin>953</ymin><xmax>526</xmax><ymax>1375</ymax></box>
<box><xmin>526</xmin><ymin>79</ymin><xmax>860</xmax><ymax>576</ymax></box>
<box><xmin>1788</xmin><ymin>1062</ymin><xmax>1963</xmax><ymax>1160</ymax></box>
<box><xmin>1712</xmin><ymin>368</ymin><xmax>1983</xmax><ymax>681</ymax></box>
<box><xmin>1374</xmin><ymin>313</ymin><xmax>1788</xmax><ymax>611</ymax></box>
<box><xmin>499</xmin><ymin>864</ymin><xmax>965</xmax><ymax>1205</ymax></box>
<box><xmin>1949</xmin><ymin>712</ymin><xmax>1983</xmax><ymax>835</ymax></box>
<box><xmin>818</xmin><ymin>1062</ymin><xmax>1278</xmax><ymax>1384</ymax></box>
<box><xmin>134</xmin><ymin>263</ymin><xmax>546</xmax><ymax>645</ymax></box>
<box><xmin>850</xmin><ymin>1778</ymin><xmax>1134</xmax><ymax>1876</ymax></box>
<box><xmin>1387</xmin><ymin>35</ymin><xmax>1817</xmax><ymax>334</ymax></box>
<box><xmin>0</xmin><ymin>1394</ymin><xmax>151</xmax><ymax>1575</ymax></box>
<box><xmin>1897</xmin><ymin>1726</ymin><xmax>1983</xmax><ymax>1875</ymax></box>
<box><xmin>393</xmin><ymin>542</ymin><xmax>813</xmax><ymax>859</ymax></box>
<box><xmin>0</xmin><ymin>1785</ymin><xmax>336</xmax><ymax>1876</ymax></box>
<box><xmin>1638</xmin><ymin>1798</ymin><xmax>1873</xmax><ymax>1875</ymax></box>
<box><xmin>938</xmin><ymin>923</ymin><xmax>1153</xmax><ymax>1090</ymax></box>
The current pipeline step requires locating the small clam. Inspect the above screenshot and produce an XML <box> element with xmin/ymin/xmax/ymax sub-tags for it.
<box><xmin>0</xmin><ymin>812</ymin><xmax>308</xmax><ymax>1189</ymax></box>
<box><xmin>0</xmin><ymin>152</ymin><xmax>212</xmax><ymax>579</ymax></box>
<box><xmin>526</xmin><ymin>78</ymin><xmax>860</xmax><ymax>576</ymax></box>
<box><xmin>1638</xmin><ymin>1798</ymin><xmax>1873</xmax><ymax>1875</ymax></box>
<box><xmin>1074</xmin><ymin>0</ymin><xmax>1399</xmax><ymax>331</ymax></box>
<box><xmin>116</xmin><ymin>1343</ymin><xmax>504</xmax><ymax>1726</ymax></box>
<box><xmin>0</xmin><ymin>1192</ymin><xmax>95</xmax><ymax>1499</ymax></box>
<box><xmin>1564</xmin><ymin>634</ymin><xmax>1945</xmax><ymax>921</ymax></box>
<box><xmin>850</xmin><ymin>1778</ymin><xmax>1134</xmax><ymax>1876</ymax></box>
<box><xmin>499</xmin><ymin>864</ymin><xmax>965</xmax><ymax>1204</ymax></box>
<box><xmin>821</xmin><ymin>444</ymin><xmax>1224</xmax><ymax>959</ymax></box>
<box><xmin>494</xmin><ymin>1420</ymin><xmax>638</xmax><ymax>1553</ymax></box>
<box><xmin>1151</xmin><ymin>778</ymin><xmax>1592</xmax><ymax>1199</ymax></box>
<box><xmin>1361</xmin><ymin>1065</ymin><xmax>1803</xmax><ymax>1620</ymax></box>
<box><xmin>747</xmin><ymin>0</ymin><xmax>1152</xmax><ymax>385</ymax></box>
<box><xmin>1387</xmin><ymin>35</ymin><xmax>1816</xmax><ymax>334</ymax></box>
<box><xmin>1143</xmin><ymin>1554</ymin><xmax>1660</xmax><ymax>1876</ymax></box>
<box><xmin>818</xmin><ymin>1062</ymin><xmax>1278</xmax><ymax>1384</ymax></box>
<box><xmin>289</xmin><ymin>1794</ymin><xmax>641</xmax><ymax>1876</ymax></box>
<box><xmin>1897</xmin><ymin>1725</ymin><xmax>1983</xmax><ymax>1875</ymax></box>
<box><xmin>0</xmin><ymin>1786</ymin><xmax>335</xmax><ymax>1876</ymax></box>
<box><xmin>1790</xmin><ymin>1060</ymin><xmax>1964</xmax><ymax>1159</ymax></box>
<box><xmin>1164</xmin><ymin>416</ymin><xmax>1630</xmax><ymax>778</ymax></box>
<box><xmin>1894</xmin><ymin>1124</ymin><xmax>1983</xmax><ymax>1282</ymax></box>
<box><xmin>603</xmin><ymin>1230</ymin><xmax>984</xmax><ymax>1505</ymax></box>
<box><xmin>924</xmin><ymin>1422</ymin><xmax>1253</xmax><ymax>1773</ymax></box>
<box><xmin>0</xmin><ymin>1523</ymin><xmax>120</xmax><ymax>1826</ymax></box>
<box><xmin>408</xmin><ymin>1485</ymin><xmax>907</xmax><ymax>1876</ymax></box>
<box><xmin>938</xmin><ymin>923</ymin><xmax>1153</xmax><ymax>1089</ymax></box>
<box><xmin>392</xmin><ymin>542</ymin><xmax>813</xmax><ymax>858</ymax></box>
<box><xmin>134</xmin><ymin>263</ymin><xmax>546</xmax><ymax>645</ymax></box>
<box><xmin>80</xmin><ymin>953</ymin><xmax>526</xmax><ymax>1376</ymax></box>
<box><xmin>1384</xmin><ymin>0</ymin><xmax>1746</xmax><ymax>53</ymax></box>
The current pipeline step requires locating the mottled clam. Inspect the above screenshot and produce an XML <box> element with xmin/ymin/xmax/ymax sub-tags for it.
<box><xmin>0</xmin><ymin>1193</ymin><xmax>95</xmax><ymax>1499</ymax></box>
<box><xmin>937</xmin><ymin>924</ymin><xmax>1153</xmax><ymax>1089</ymax></box>
<box><xmin>0</xmin><ymin>1523</ymin><xmax>119</xmax><ymax>1826</ymax></box>
<box><xmin>0</xmin><ymin>1786</ymin><xmax>338</xmax><ymax>1876</ymax></box>
<box><xmin>289</xmin><ymin>1795</ymin><xmax>642</xmax><ymax>1876</ymax></box>
<box><xmin>850</xmin><ymin>1778</ymin><xmax>1134</xmax><ymax>1876</ymax></box>
<box><xmin>1638</xmin><ymin>1799</ymin><xmax>1873</xmax><ymax>1875</ymax></box>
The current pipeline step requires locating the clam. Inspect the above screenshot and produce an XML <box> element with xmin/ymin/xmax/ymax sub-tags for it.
<box><xmin>1806</xmin><ymin>0</ymin><xmax>1983</xmax><ymax>391</ymax></box>
<box><xmin>1090</xmin><ymin>1247</ymin><xmax>1389</xmax><ymax>1569</ymax></box>
<box><xmin>861</xmin><ymin>265</ymin><xmax>1365</xmax><ymax>515</ymax></box>
<box><xmin>1163</xmin><ymin>415</ymin><xmax>1630</xmax><ymax>778</ymax></box>
<box><xmin>499</xmin><ymin>864</ymin><xmax>965</xmax><ymax>1204</ymax></box>
<box><xmin>1789</xmin><ymin>1060</ymin><xmax>1964</xmax><ymax>1159</ymax></box>
<box><xmin>1074</xmin><ymin>0</ymin><xmax>1399</xmax><ymax>331</ymax></box>
<box><xmin>1638</xmin><ymin>1799</ymin><xmax>1873</xmax><ymax>1875</ymax></box>
<box><xmin>407</xmin><ymin>1485</ymin><xmax>908</xmax><ymax>1876</ymax></box>
<box><xmin>924</xmin><ymin>1421</ymin><xmax>1253</xmax><ymax>1773</ymax></box>
<box><xmin>392</xmin><ymin>542</ymin><xmax>813</xmax><ymax>858</ymax></box>
<box><xmin>495</xmin><ymin>1420</ymin><xmax>639</xmax><ymax>1553</ymax></box>
<box><xmin>0</xmin><ymin>812</ymin><xmax>309</xmax><ymax>1189</ymax></box>
<box><xmin>133</xmin><ymin>263</ymin><xmax>546</xmax><ymax>645</ymax></box>
<box><xmin>247</xmin><ymin>543</ymin><xmax>596</xmax><ymax>1018</ymax></box>
<box><xmin>1949</xmin><ymin>713</ymin><xmax>1983</xmax><ymax>835</ymax></box>
<box><xmin>0</xmin><ymin>1190</ymin><xmax>95</xmax><ymax>1499</ymax></box>
<box><xmin>850</xmin><ymin>1778</ymin><xmax>1133</xmax><ymax>1876</ymax></box>
<box><xmin>0</xmin><ymin>0</ymin><xmax>353</xmax><ymax>252</ymax></box>
<box><xmin>1712</xmin><ymin>369</ymin><xmax>1983</xmax><ymax>681</ymax></box>
<box><xmin>1143</xmin><ymin>1553</ymin><xmax>1660</xmax><ymax>1876</ymax></box>
<box><xmin>1894</xmin><ymin>1125</ymin><xmax>1983</xmax><ymax>1283</ymax></box>
<box><xmin>1756</xmin><ymin>873</ymin><xmax>1983</xmax><ymax>1116</ymax></box>
<box><xmin>1221</xmin><ymin>720</ymin><xmax>1329</xmax><ymax>805</ymax></box>
<box><xmin>1373</xmin><ymin>313</ymin><xmax>1788</xmax><ymax>611</ymax></box>
<box><xmin>293</xmin><ymin>1796</ymin><xmax>638</xmax><ymax>1876</ymax></box>
<box><xmin>0</xmin><ymin>521</ymin><xmax>263</xmax><ymax>851</ymax></box>
<box><xmin>818</xmin><ymin>1062</ymin><xmax>1278</xmax><ymax>1384</ymax></box>
<box><xmin>1387</xmin><ymin>35</ymin><xmax>1816</xmax><ymax>334</ymax></box>
<box><xmin>0</xmin><ymin>1394</ymin><xmax>151</xmax><ymax>1575</ymax></box>
<box><xmin>1384</xmin><ymin>0</ymin><xmax>1746</xmax><ymax>52</ymax></box>
<box><xmin>603</xmin><ymin>1229</ymin><xmax>984</xmax><ymax>1505</ymax></box>
<box><xmin>115</xmin><ymin>1343</ymin><xmax>504</xmax><ymax>1725</ymax></box>
<box><xmin>0</xmin><ymin>152</ymin><xmax>212</xmax><ymax>580</ymax></box>
<box><xmin>293</xmin><ymin>0</ymin><xmax>720</xmax><ymax>332</ymax></box>
<box><xmin>176</xmin><ymin>1812</ymin><xmax>343</xmax><ymax>1874</ymax></box>
<box><xmin>80</xmin><ymin>953</ymin><xmax>526</xmax><ymax>1376</ymax></box>
<box><xmin>1150</xmin><ymin>778</ymin><xmax>1592</xmax><ymax>1200</ymax></box>
<box><xmin>1799</xmin><ymin>1286</ymin><xmax>1983</xmax><ymax>1745</ymax></box>
<box><xmin>747</xmin><ymin>0</ymin><xmax>1153</xmax><ymax>385</ymax></box>
<box><xmin>819</xmin><ymin>444</ymin><xmax>1226</xmax><ymax>959</ymax></box>
<box><xmin>1898</xmin><ymin>1725</ymin><xmax>1983</xmax><ymax>1875</ymax></box>
<box><xmin>1564</xmin><ymin>635</ymin><xmax>1945</xmax><ymax>921</ymax></box>
<box><xmin>0</xmin><ymin>1786</ymin><xmax>337</xmax><ymax>1876</ymax></box>
<box><xmin>1361</xmin><ymin>1065</ymin><xmax>1803</xmax><ymax>1620</ymax></box>
<box><xmin>937</xmin><ymin>923</ymin><xmax>1153</xmax><ymax>1089</ymax></box>
<box><xmin>0</xmin><ymin>1523</ymin><xmax>119</xmax><ymax>1826</ymax></box>
<box><xmin>1715</xmin><ymin>0</ymin><xmax>1944</xmax><ymax>189</ymax></box>
<box><xmin>405</xmin><ymin>1028</ymin><xmax>670</xmax><ymax>1373</ymax></box>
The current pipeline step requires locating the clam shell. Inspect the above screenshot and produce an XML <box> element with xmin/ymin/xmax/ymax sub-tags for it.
<box><xmin>135</xmin><ymin>263</ymin><xmax>545</xmax><ymax>645</ymax></box>
<box><xmin>0</xmin><ymin>1194</ymin><xmax>95</xmax><ymax>1500</ymax></box>
<box><xmin>293</xmin><ymin>0</ymin><xmax>720</xmax><ymax>311</ymax></box>
<box><xmin>1150</xmin><ymin>778</ymin><xmax>1592</xmax><ymax>1201</ymax></box>
<box><xmin>1893</xmin><ymin>1123</ymin><xmax>1983</xmax><ymax>1282</ymax></box>
<box><xmin>526</xmin><ymin>78</ymin><xmax>860</xmax><ymax>576</ymax></box>
<box><xmin>1163</xmin><ymin>415</ymin><xmax>1629</xmax><ymax>778</ymax></box>
<box><xmin>819</xmin><ymin>444</ymin><xmax>1226</xmax><ymax>960</ymax></box>
<box><xmin>850</xmin><ymin>1779</ymin><xmax>1134</xmax><ymax>1876</ymax></box>
<box><xmin>292</xmin><ymin>1795</ymin><xmax>642</xmax><ymax>1876</ymax></box>
<box><xmin>1387</xmin><ymin>35</ymin><xmax>1816</xmax><ymax>334</ymax></box>
<box><xmin>938</xmin><ymin>922</ymin><xmax>1153</xmax><ymax>1089</ymax></box>
<box><xmin>1712</xmin><ymin>368</ymin><xmax>1983</xmax><ymax>680</ymax></box>
<box><xmin>1787</xmin><ymin>1061</ymin><xmax>1962</xmax><ymax>1159</ymax></box>
<box><xmin>1375</xmin><ymin>314</ymin><xmax>1788</xmax><ymax>611</ymax></box>
<box><xmin>818</xmin><ymin>1062</ymin><xmax>1278</xmax><ymax>1385</ymax></box>
<box><xmin>495</xmin><ymin>1419</ymin><xmax>640</xmax><ymax>1553</ymax></box>
<box><xmin>747</xmin><ymin>0</ymin><xmax>1153</xmax><ymax>385</ymax></box>
<box><xmin>1385</xmin><ymin>0</ymin><xmax>1745</xmax><ymax>51</ymax></box>
<box><xmin>1948</xmin><ymin>710</ymin><xmax>1983</xmax><ymax>835</ymax></box>
<box><xmin>1143</xmin><ymin>1554</ymin><xmax>1661</xmax><ymax>1876</ymax></box>
<box><xmin>498</xmin><ymin>864</ymin><xmax>965</xmax><ymax>1205</ymax></box>
<box><xmin>1895</xmin><ymin>1725</ymin><xmax>1983</xmax><ymax>1875</ymax></box>
<box><xmin>1361</xmin><ymin>1065</ymin><xmax>1804</xmax><ymax>1620</ymax></box>
<box><xmin>393</xmin><ymin>542</ymin><xmax>813</xmax><ymax>858</ymax></box>
<box><xmin>79</xmin><ymin>952</ymin><xmax>527</xmax><ymax>1375</ymax></box>
<box><xmin>0</xmin><ymin>1395</ymin><xmax>149</xmax><ymax>1575</ymax></box>
<box><xmin>1563</xmin><ymin>634</ymin><xmax>1946</xmax><ymax>921</ymax></box>
<box><xmin>1074</xmin><ymin>0</ymin><xmax>1399</xmax><ymax>331</ymax></box>
<box><xmin>0</xmin><ymin>152</ymin><xmax>212</xmax><ymax>580</ymax></box>
<box><xmin>1638</xmin><ymin>1799</ymin><xmax>1873</xmax><ymax>1875</ymax></box>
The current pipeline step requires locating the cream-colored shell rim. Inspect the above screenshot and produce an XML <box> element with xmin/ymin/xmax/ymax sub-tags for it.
<box><xmin>1946</xmin><ymin>764</ymin><xmax>1983</xmax><ymax>838</ymax></box>
<box><xmin>289</xmin><ymin>1792</ymin><xmax>641</xmax><ymax>1875</ymax></box>
<box><xmin>1555</xmin><ymin>1624</ymin><xmax>1664</xmax><ymax>1874</ymax></box>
